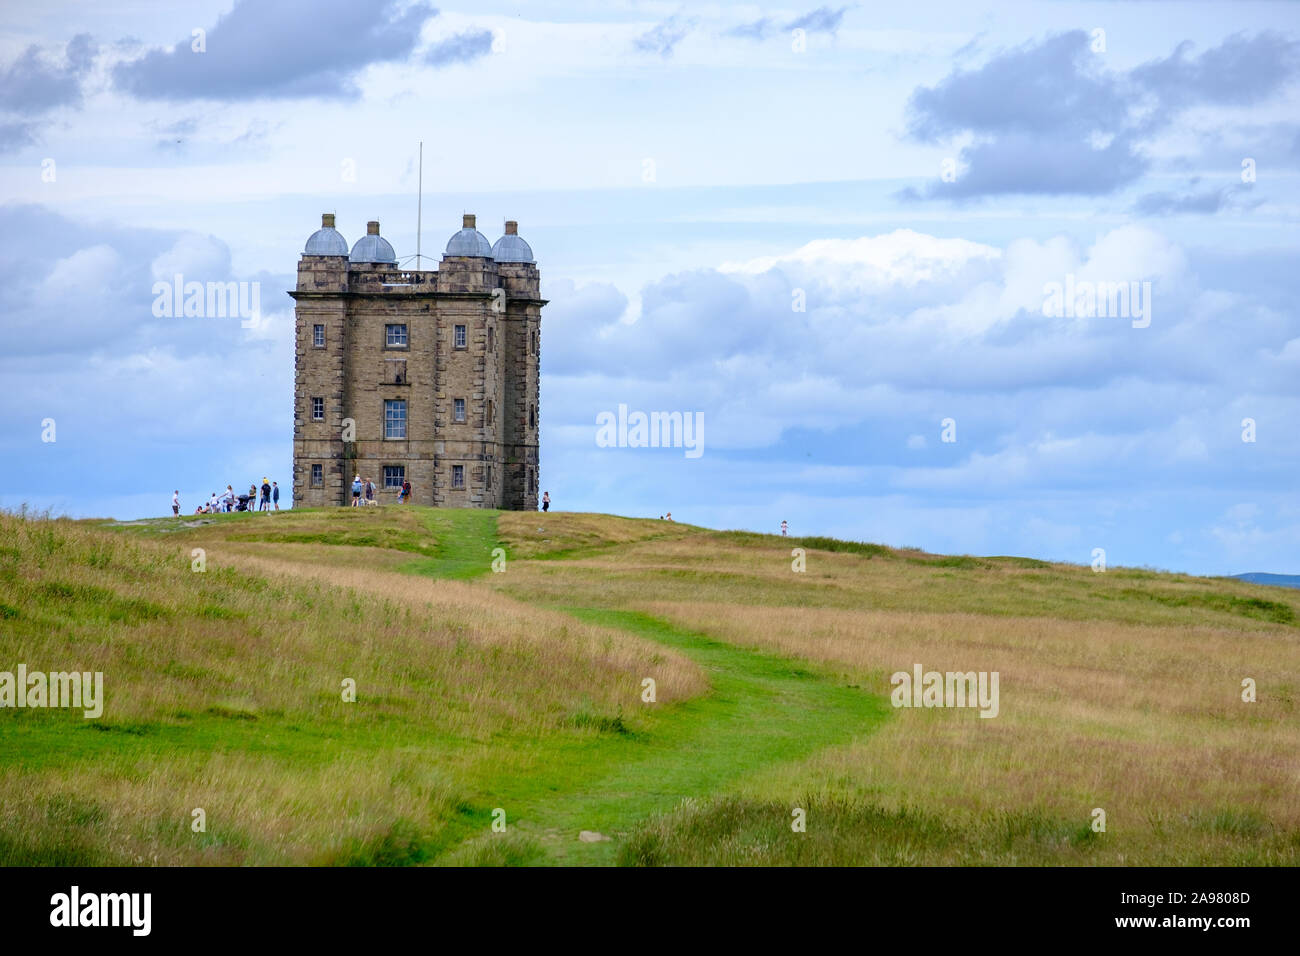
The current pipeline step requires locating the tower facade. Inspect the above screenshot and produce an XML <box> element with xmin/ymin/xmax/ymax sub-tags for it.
<box><xmin>290</xmin><ymin>213</ymin><xmax>543</xmax><ymax>509</ymax></box>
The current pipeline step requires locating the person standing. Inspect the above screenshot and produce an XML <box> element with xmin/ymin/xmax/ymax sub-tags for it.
<box><xmin>399</xmin><ymin>479</ymin><xmax>411</xmax><ymax>504</ymax></box>
<box><xmin>272</xmin><ymin>481</ymin><xmax>280</xmax><ymax>511</ymax></box>
<box><xmin>171</xmin><ymin>490</ymin><xmax>179</xmax><ymax>516</ymax></box>
<box><xmin>781</xmin><ymin>520</ymin><xmax>788</xmax><ymax>536</ymax></box>
<box><xmin>351</xmin><ymin>475</ymin><xmax>362</xmax><ymax>506</ymax></box>
<box><xmin>364</xmin><ymin>478</ymin><xmax>375</xmax><ymax>504</ymax></box>
<box><xmin>542</xmin><ymin>491</ymin><xmax>550</xmax><ymax>513</ymax></box>
<box><xmin>260</xmin><ymin>478</ymin><xmax>271</xmax><ymax>512</ymax></box>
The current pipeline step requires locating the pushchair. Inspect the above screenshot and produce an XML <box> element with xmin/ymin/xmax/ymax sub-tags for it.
<box><xmin>236</xmin><ymin>495</ymin><xmax>253</xmax><ymax>512</ymax></box>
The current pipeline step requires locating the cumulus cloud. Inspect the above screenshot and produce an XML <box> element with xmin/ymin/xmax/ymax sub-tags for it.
<box><xmin>112</xmin><ymin>0</ymin><xmax>444</xmax><ymax>101</ymax></box>
<box><xmin>0</xmin><ymin>34</ymin><xmax>97</xmax><ymax>115</ymax></box>
<box><xmin>902</xmin><ymin>30</ymin><xmax>1300</xmax><ymax>200</ymax></box>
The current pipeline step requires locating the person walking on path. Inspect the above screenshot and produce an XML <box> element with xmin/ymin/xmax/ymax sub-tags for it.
<box><xmin>172</xmin><ymin>490</ymin><xmax>179</xmax><ymax>516</ymax></box>
<box><xmin>542</xmin><ymin>491</ymin><xmax>550</xmax><ymax>513</ymax></box>
<box><xmin>272</xmin><ymin>481</ymin><xmax>280</xmax><ymax>511</ymax></box>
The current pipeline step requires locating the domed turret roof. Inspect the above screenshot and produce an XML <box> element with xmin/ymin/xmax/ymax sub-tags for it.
<box><xmin>304</xmin><ymin>213</ymin><xmax>349</xmax><ymax>256</ymax></box>
<box><xmin>445</xmin><ymin>213</ymin><xmax>493</xmax><ymax>257</ymax></box>
<box><xmin>492</xmin><ymin>220</ymin><xmax>534</xmax><ymax>263</ymax></box>
<box><xmin>350</xmin><ymin>220</ymin><xmax>396</xmax><ymax>264</ymax></box>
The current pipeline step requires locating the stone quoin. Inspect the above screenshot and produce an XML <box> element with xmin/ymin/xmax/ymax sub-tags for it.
<box><xmin>290</xmin><ymin>213</ymin><xmax>544</xmax><ymax>509</ymax></box>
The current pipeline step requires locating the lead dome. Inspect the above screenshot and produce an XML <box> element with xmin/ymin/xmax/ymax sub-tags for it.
<box><xmin>492</xmin><ymin>221</ymin><xmax>534</xmax><ymax>263</ymax></box>
<box><xmin>304</xmin><ymin>213</ymin><xmax>349</xmax><ymax>255</ymax></box>
<box><xmin>350</xmin><ymin>220</ymin><xmax>396</xmax><ymax>264</ymax></box>
<box><xmin>445</xmin><ymin>213</ymin><xmax>493</xmax><ymax>257</ymax></box>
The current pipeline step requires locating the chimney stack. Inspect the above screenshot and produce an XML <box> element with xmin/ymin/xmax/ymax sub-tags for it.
<box><xmin>463</xmin><ymin>213</ymin><xmax>476</xmax><ymax>229</ymax></box>
<box><xmin>504</xmin><ymin>220</ymin><xmax>518</xmax><ymax>235</ymax></box>
<box><xmin>322</xmin><ymin>213</ymin><xmax>336</xmax><ymax>228</ymax></box>
<box><xmin>367</xmin><ymin>221</ymin><xmax>380</xmax><ymax>235</ymax></box>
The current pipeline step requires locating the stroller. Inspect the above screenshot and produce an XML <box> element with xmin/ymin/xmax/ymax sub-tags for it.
<box><xmin>236</xmin><ymin>494</ymin><xmax>253</xmax><ymax>512</ymax></box>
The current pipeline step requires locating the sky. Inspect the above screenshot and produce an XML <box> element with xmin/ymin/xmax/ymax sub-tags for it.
<box><xmin>0</xmin><ymin>0</ymin><xmax>1297</xmax><ymax>576</ymax></box>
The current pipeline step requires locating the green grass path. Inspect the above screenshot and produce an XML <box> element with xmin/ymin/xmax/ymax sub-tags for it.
<box><xmin>403</xmin><ymin>510</ymin><xmax>890</xmax><ymax>865</ymax></box>
<box><xmin>497</xmin><ymin>609</ymin><xmax>889</xmax><ymax>865</ymax></box>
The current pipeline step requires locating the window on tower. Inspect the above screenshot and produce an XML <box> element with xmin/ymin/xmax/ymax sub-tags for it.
<box><xmin>452</xmin><ymin>464</ymin><xmax>464</xmax><ymax>488</ymax></box>
<box><xmin>313</xmin><ymin>324</ymin><xmax>325</xmax><ymax>348</ymax></box>
<box><xmin>454</xmin><ymin>398</ymin><xmax>466</xmax><ymax>423</ymax></box>
<box><xmin>383</xmin><ymin>465</ymin><xmax>405</xmax><ymax>489</ymax></box>
<box><xmin>310</xmin><ymin>464</ymin><xmax>323</xmax><ymax>486</ymax></box>
<box><xmin>311</xmin><ymin>397</ymin><xmax>324</xmax><ymax>421</ymax></box>
<box><xmin>385</xmin><ymin>324</ymin><xmax>408</xmax><ymax>348</ymax></box>
<box><xmin>384</xmin><ymin>399</ymin><xmax>406</xmax><ymax>439</ymax></box>
<box><xmin>454</xmin><ymin>324</ymin><xmax>467</xmax><ymax>349</ymax></box>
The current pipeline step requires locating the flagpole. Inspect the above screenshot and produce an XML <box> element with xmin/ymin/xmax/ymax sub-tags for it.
<box><xmin>416</xmin><ymin>141</ymin><xmax>423</xmax><ymax>267</ymax></box>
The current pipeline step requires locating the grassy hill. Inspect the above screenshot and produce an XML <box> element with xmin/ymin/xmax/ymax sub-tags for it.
<box><xmin>1</xmin><ymin>504</ymin><xmax>1296</xmax><ymax>865</ymax></box>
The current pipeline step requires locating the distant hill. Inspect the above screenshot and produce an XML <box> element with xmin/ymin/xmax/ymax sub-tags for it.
<box><xmin>1232</xmin><ymin>572</ymin><xmax>1300</xmax><ymax>590</ymax></box>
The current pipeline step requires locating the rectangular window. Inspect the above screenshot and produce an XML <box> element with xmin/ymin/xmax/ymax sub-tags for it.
<box><xmin>487</xmin><ymin>465</ymin><xmax>492</xmax><ymax>488</ymax></box>
<box><xmin>487</xmin><ymin>327</ymin><xmax>494</xmax><ymax>352</ymax></box>
<box><xmin>529</xmin><ymin>404</ymin><xmax>535</xmax><ymax>428</ymax></box>
<box><xmin>454</xmin><ymin>324</ymin><xmax>467</xmax><ymax>349</ymax></box>
<box><xmin>313</xmin><ymin>324</ymin><xmax>325</xmax><ymax>348</ymax></box>
<box><xmin>385</xmin><ymin>324</ymin><xmax>407</xmax><ymax>348</ymax></box>
<box><xmin>311</xmin><ymin>397</ymin><xmax>324</xmax><ymax>421</ymax></box>
<box><xmin>383</xmin><ymin>465</ymin><xmax>405</xmax><ymax>489</ymax></box>
<box><xmin>385</xmin><ymin>358</ymin><xmax>406</xmax><ymax>384</ymax></box>
<box><xmin>531</xmin><ymin>330</ymin><xmax>537</xmax><ymax>354</ymax></box>
<box><xmin>454</xmin><ymin>398</ymin><xmax>466</xmax><ymax>423</ymax></box>
<box><xmin>487</xmin><ymin>400</ymin><xmax>494</xmax><ymax>425</ymax></box>
<box><xmin>310</xmin><ymin>464</ymin><xmax>323</xmax><ymax>486</ymax></box>
<box><xmin>452</xmin><ymin>464</ymin><xmax>464</xmax><ymax>489</ymax></box>
<box><xmin>384</xmin><ymin>399</ymin><xmax>406</xmax><ymax>439</ymax></box>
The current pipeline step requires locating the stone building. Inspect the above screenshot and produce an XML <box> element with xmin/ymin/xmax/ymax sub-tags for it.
<box><xmin>289</xmin><ymin>213</ymin><xmax>543</xmax><ymax>509</ymax></box>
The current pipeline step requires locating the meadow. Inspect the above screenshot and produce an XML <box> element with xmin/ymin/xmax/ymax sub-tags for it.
<box><xmin>0</xmin><ymin>505</ymin><xmax>1295</xmax><ymax>865</ymax></box>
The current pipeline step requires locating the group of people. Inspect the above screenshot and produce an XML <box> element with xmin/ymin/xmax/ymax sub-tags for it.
<box><xmin>174</xmin><ymin>478</ymin><xmax>279</xmax><ymax>515</ymax></box>
<box><xmin>351</xmin><ymin>474</ymin><xmax>413</xmax><ymax>506</ymax></box>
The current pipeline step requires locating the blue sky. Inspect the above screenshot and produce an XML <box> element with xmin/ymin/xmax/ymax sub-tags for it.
<box><xmin>1</xmin><ymin>0</ymin><xmax>1298</xmax><ymax>575</ymax></box>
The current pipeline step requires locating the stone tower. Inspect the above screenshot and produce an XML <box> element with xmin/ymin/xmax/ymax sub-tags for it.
<box><xmin>290</xmin><ymin>213</ymin><xmax>543</xmax><ymax>509</ymax></box>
